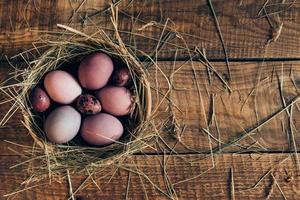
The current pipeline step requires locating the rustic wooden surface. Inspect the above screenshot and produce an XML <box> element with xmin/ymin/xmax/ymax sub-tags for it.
<box><xmin>1</xmin><ymin>0</ymin><xmax>300</xmax><ymax>59</ymax></box>
<box><xmin>1</xmin><ymin>154</ymin><xmax>300</xmax><ymax>200</ymax></box>
<box><xmin>1</xmin><ymin>0</ymin><xmax>300</xmax><ymax>199</ymax></box>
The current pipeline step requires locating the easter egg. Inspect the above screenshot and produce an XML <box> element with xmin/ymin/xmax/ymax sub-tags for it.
<box><xmin>44</xmin><ymin>106</ymin><xmax>81</xmax><ymax>144</ymax></box>
<box><xmin>44</xmin><ymin>70</ymin><xmax>82</xmax><ymax>104</ymax></box>
<box><xmin>97</xmin><ymin>86</ymin><xmax>133</xmax><ymax>116</ymax></box>
<box><xmin>78</xmin><ymin>53</ymin><xmax>114</xmax><ymax>90</ymax></box>
<box><xmin>30</xmin><ymin>87</ymin><xmax>50</xmax><ymax>112</ymax></box>
<box><xmin>81</xmin><ymin>113</ymin><xmax>123</xmax><ymax>146</ymax></box>
<box><xmin>76</xmin><ymin>94</ymin><xmax>102</xmax><ymax>115</ymax></box>
<box><xmin>112</xmin><ymin>67</ymin><xmax>131</xmax><ymax>87</ymax></box>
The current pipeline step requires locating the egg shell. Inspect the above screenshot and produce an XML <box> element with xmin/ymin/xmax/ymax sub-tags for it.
<box><xmin>112</xmin><ymin>67</ymin><xmax>131</xmax><ymax>87</ymax></box>
<box><xmin>76</xmin><ymin>94</ymin><xmax>102</xmax><ymax>115</ymax></box>
<box><xmin>78</xmin><ymin>53</ymin><xmax>114</xmax><ymax>90</ymax></box>
<box><xmin>81</xmin><ymin>113</ymin><xmax>123</xmax><ymax>146</ymax></box>
<box><xmin>44</xmin><ymin>106</ymin><xmax>81</xmax><ymax>144</ymax></box>
<box><xmin>30</xmin><ymin>87</ymin><xmax>50</xmax><ymax>112</ymax></box>
<box><xmin>97</xmin><ymin>86</ymin><xmax>133</xmax><ymax>116</ymax></box>
<box><xmin>44</xmin><ymin>70</ymin><xmax>82</xmax><ymax>104</ymax></box>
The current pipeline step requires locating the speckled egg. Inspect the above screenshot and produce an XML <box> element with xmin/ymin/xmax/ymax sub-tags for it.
<box><xmin>30</xmin><ymin>87</ymin><xmax>50</xmax><ymax>112</ymax></box>
<box><xmin>112</xmin><ymin>67</ymin><xmax>131</xmax><ymax>87</ymax></box>
<box><xmin>76</xmin><ymin>94</ymin><xmax>102</xmax><ymax>115</ymax></box>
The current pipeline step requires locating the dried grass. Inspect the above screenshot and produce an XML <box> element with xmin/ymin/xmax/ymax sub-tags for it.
<box><xmin>0</xmin><ymin>4</ymin><xmax>178</xmax><ymax>199</ymax></box>
<box><xmin>1</xmin><ymin>1</ymin><xmax>299</xmax><ymax>199</ymax></box>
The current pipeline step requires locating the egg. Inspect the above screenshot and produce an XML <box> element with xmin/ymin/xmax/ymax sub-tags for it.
<box><xmin>44</xmin><ymin>106</ymin><xmax>81</xmax><ymax>144</ymax></box>
<box><xmin>76</xmin><ymin>94</ymin><xmax>102</xmax><ymax>115</ymax></box>
<box><xmin>44</xmin><ymin>70</ymin><xmax>82</xmax><ymax>104</ymax></box>
<box><xmin>97</xmin><ymin>86</ymin><xmax>134</xmax><ymax>116</ymax></box>
<box><xmin>78</xmin><ymin>53</ymin><xmax>114</xmax><ymax>90</ymax></box>
<box><xmin>112</xmin><ymin>67</ymin><xmax>131</xmax><ymax>87</ymax></box>
<box><xmin>30</xmin><ymin>87</ymin><xmax>50</xmax><ymax>112</ymax></box>
<box><xmin>81</xmin><ymin>113</ymin><xmax>123</xmax><ymax>146</ymax></box>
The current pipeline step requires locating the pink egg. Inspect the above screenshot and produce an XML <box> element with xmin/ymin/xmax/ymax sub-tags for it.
<box><xmin>78</xmin><ymin>53</ymin><xmax>114</xmax><ymax>90</ymax></box>
<box><xmin>30</xmin><ymin>87</ymin><xmax>50</xmax><ymax>112</ymax></box>
<box><xmin>112</xmin><ymin>67</ymin><xmax>131</xmax><ymax>87</ymax></box>
<box><xmin>97</xmin><ymin>86</ymin><xmax>133</xmax><ymax>116</ymax></box>
<box><xmin>44</xmin><ymin>106</ymin><xmax>81</xmax><ymax>144</ymax></box>
<box><xmin>44</xmin><ymin>70</ymin><xmax>82</xmax><ymax>104</ymax></box>
<box><xmin>81</xmin><ymin>113</ymin><xmax>123</xmax><ymax>146</ymax></box>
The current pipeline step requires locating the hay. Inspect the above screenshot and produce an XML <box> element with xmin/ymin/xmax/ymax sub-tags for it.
<box><xmin>0</xmin><ymin>5</ymin><xmax>162</xmax><ymax>176</ymax></box>
<box><xmin>2</xmin><ymin>2</ymin><xmax>296</xmax><ymax>199</ymax></box>
<box><xmin>0</xmin><ymin>3</ymin><xmax>193</xmax><ymax>199</ymax></box>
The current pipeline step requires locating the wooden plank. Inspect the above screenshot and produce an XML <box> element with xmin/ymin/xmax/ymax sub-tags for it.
<box><xmin>1</xmin><ymin>0</ymin><xmax>300</xmax><ymax>59</ymax></box>
<box><xmin>0</xmin><ymin>60</ymin><xmax>299</xmax><ymax>156</ymax></box>
<box><xmin>150</xmin><ymin>60</ymin><xmax>300</xmax><ymax>154</ymax></box>
<box><xmin>0</xmin><ymin>154</ymin><xmax>299</xmax><ymax>199</ymax></box>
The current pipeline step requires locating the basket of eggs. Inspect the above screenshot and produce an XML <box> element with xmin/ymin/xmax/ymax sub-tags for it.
<box><xmin>30</xmin><ymin>52</ymin><xmax>147</xmax><ymax>146</ymax></box>
<box><xmin>7</xmin><ymin>26</ymin><xmax>154</xmax><ymax>169</ymax></box>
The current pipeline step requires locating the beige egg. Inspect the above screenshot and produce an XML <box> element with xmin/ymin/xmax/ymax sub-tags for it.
<box><xmin>44</xmin><ymin>70</ymin><xmax>82</xmax><ymax>104</ymax></box>
<box><xmin>44</xmin><ymin>106</ymin><xmax>81</xmax><ymax>144</ymax></box>
<box><xmin>78</xmin><ymin>53</ymin><xmax>114</xmax><ymax>90</ymax></box>
<box><xmin>81</xmin><ymin>113</ymin><xmax>123</xmax><ymax>146</ymax></box>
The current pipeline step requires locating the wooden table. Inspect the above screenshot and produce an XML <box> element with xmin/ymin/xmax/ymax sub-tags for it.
<box><xmin>1</xmin><ymin>0</ymin><xmax>300</xmax><ymax>199</ymax></box>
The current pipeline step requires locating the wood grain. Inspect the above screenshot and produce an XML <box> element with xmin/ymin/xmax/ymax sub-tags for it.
<box><xmin>1</xmin><ymin>0</ymin><xmax>300</xmax><ymax>59</ymax></box>
<box><xmin>0</xmin><ymin>61</ymin><xmax>299</xmax><ymax>156</ymax></box>
<box><xmin>1</xmin><ymin>1</ymin><xmax>300</xmax><ymax>199</ymax></box>
<box><xmin>1</xmin><ymin>154</ymin><xmax>299</xmax><ymax>200</ymax></box>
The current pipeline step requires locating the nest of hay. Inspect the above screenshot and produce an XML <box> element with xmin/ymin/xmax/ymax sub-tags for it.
<box><xmin>0</xmin><ymin>7</ymin><xmax>191</xmax><ymax>199</ymax></box>
<box><xmin>1</xmin><ymin>22</ymin><xmax>159</xmax><ymax>173</ymax></box>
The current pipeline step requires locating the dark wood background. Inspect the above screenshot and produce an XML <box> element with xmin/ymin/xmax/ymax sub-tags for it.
<box><xmin>1</xmin><ymin>0</ymin><xmax>300</xmax><ymax>199</ymax></box>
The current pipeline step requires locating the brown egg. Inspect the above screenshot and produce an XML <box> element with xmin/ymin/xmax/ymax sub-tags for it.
<box><xmin>81</xmin><ymin>113</ymin><xmax>123</xmax><ymax>146</ymax></box>
<box><xmin>44</xmin><ymin>106</ymin><xmax>81</xmax><ymax>144</ymax></box>
<box><xmin>112</xmin><ymin>67</ymin><xmax>131</xmax><ymax>87</ymax></box>
<box><xmin>78</xmin><ymin>53</ymin><xmax>114</xmax><ymax>90</ymax></box>
<box><xmin>44</xmin><ymin>70</ymin><xmax>82</xmax><ymax>104</ymax></box>
<box><xmin>30</xmin><ymin>87</ymin><xmax>50</xmax><ymax>112</ymax></box>
<box><xmin>76</xmin><ymin>94</ymin><xmax>101</xmax><ymax>115</ymax></box>
<box><xmin>96</xmin><ymin>86</ymin><xmax>134</xmax><ymax>116</ymax></box>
